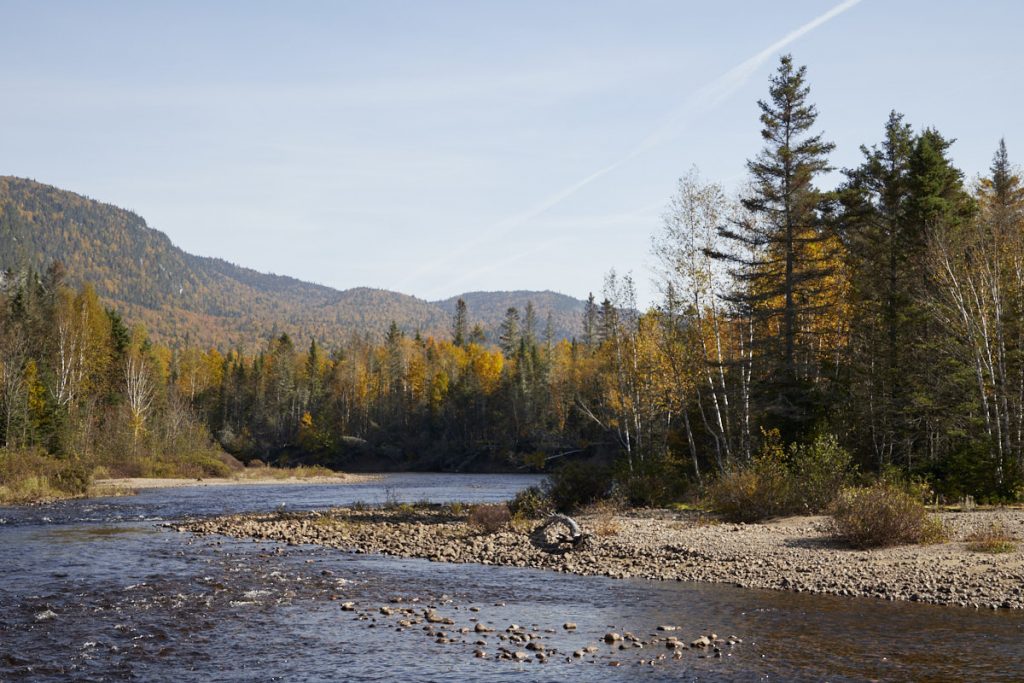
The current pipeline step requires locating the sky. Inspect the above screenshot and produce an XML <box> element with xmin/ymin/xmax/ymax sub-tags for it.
<box><xmin>2</xmin><ymin>0</ymin><xmax>1022</xmax><ymax>306</ymax></box>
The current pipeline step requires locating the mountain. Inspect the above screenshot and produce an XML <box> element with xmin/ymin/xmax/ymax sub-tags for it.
<box><xmin>0</xmin><ymin>176</ymin><xmax>584</xmax><ymax>348</ymax></box>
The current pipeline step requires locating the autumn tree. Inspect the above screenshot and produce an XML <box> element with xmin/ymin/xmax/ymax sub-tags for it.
<box><xmin>655</xmin><ymin>168</ymin><xmax>748</xmax><ymax>466</ymax></box>
<box><xmin>928</xmin><ymin>140</ymin><xmax>1021</xmax><ymax>494</ymax></box>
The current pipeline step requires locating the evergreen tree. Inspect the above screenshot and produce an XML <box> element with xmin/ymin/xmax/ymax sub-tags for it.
<box><xmin>469</xmin><ymin>323</ymin><xmax>487</xmax><ymax>345</ymax></box>
<box><xmin>840</xmin><ymin>111</ymin><xmax>916</xmax><ymax>465</ymax></box>
<box><xmin>523</xmin><ymin>301</ymin><xmax>537</xmax><ymax>347</ymax></box>
<box><xmin>582</xmin><ymin>293</ymin><xmax>597</xmax><ymax>347</ymax></box>
<box><xmin>451</xmin><ymin>298</ymin><xmax>468</xmax><ymax>348</ymax></box>
<box><xmin>714</xmin><ymin>54</ymin><xmax>836</xmax><ymax>439</ymax></box>
<box><xmin>904</xmin><ymin>128</ymin><xmax>975</xmax><ymax>466</ymax></box>
<box><xmin>498</xmin><ymin>307</ymin><xmax>520</xmax><ymax>357</ymax></box>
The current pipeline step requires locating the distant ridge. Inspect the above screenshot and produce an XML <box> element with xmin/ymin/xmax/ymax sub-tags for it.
<box><xmin>0</xmin><ymin>176</ymin><xmax>583</xmax><ymax>348</ymax></box>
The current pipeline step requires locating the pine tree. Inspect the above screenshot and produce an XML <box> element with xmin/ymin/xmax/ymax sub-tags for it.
<box><xmin>523</xmin><ymin>301</ymin><xmax>537</xmax><ymax>347</ymax></box>
<box><xmin>713</xmin><ymin>54</ymin><xmax>836</xmax><ymax>438</ymax></box>
<box><xmin>904</xmin><ymin>128</ymin><xmax>975</xmax><ymax>466</ymax></box>
<box><xmin>582</xmin><ymin>293</ymin><xmax>597</xmax><ymax>348</ymax></box>
<box><xmin>840</xmin><ymin>111</ymin><xmax>916</xmax><ymax>465</ymax></box>
<box><xmin>469</xmin><ymin>324</ymin><xmax>487</xmax><ymax>345</ymax></box>
<box><xmin>451</xmin><ymin>298</ymin><xmax>468</xmax><ymax>348</ymax></box>
<box><xmin>498</xmin><ymin>307</ymin><xmax>520</xmax><ymax>357</ymax></box>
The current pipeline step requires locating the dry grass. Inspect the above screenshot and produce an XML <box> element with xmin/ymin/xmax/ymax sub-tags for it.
<box><xmin>232</xmin><ymin>465</ymin><xmax>342</xmax><ymax>481</ymax></box>
<box><xmin>584</xmin><ymin>500</ymin><xmax>622</xmax><ymax>537</ymax></box>
<box><xmin>965</xmin><ymin>522</ymin><xmax>1018</xmax><ymax>553</ymax></box>
<box><xmin>668</xmin><ymin>513</ymin><xmax>720</xmax><ymax>531</ymax></box>
<box><xmin>509</xmin><ymin>516</ymin><xmax>535</xmax><ymax>533</ymax></box>
<box><xmin>467</xmin><ymin>503</ymin><xmax>512</xmax><ymax>534</ymax></box>
<box><xmin>85</xmin><ymin>483</ymin><xmax>136</xmax><ymax>499</ymax></box>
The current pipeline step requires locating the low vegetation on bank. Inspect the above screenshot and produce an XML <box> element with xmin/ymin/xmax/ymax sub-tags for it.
<box><xmin>965</xmin><ymin>522</ymin><xmax>1019</xmax><ymax>554</ymax></box>
<box><xmin>528</xmin><ymin>433</ymin><xmax>955</xmax><ymax>551</ymax></box>
<box><xmin>0</xmin><ymin>447</ymin><xmax>345</xmax><ymax>505</ymax></box>
<box><xmin>829</xmin><ymin>482</ymin><xmax>946</xmax><ymax>548</ymax></box>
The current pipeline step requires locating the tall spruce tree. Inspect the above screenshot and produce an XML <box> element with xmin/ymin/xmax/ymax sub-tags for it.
<box><xmin>451</xmin><ymin>298</ymin><xmax>468</xmax><ymax>348</ymax></box>
<box><xmin>582</xmin><ymin>293</ymin><xmax>598</xmax><ymax>348</ymax></box>
<box><xmin>713</xmin><ymin>54</ymin><xmax>835</xmax><ymax>439</ymax></box>
<box><xmin>498</xmin><ymin>307</ymin><xmax>520</xmax><ymax>357</ymax></box>
<box><xmin>840</xmin><ymin>111</ymin><xmax>916</xmax><ymax>466</ymax></box>
<box><xmin>904</xmin><ymin>128</ymin><xmax>975</xmax><ymax>466</ymax></box>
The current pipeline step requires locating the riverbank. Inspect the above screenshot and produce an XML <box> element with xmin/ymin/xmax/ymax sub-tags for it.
<box><xmin>95</xmin><ymin>471</ymin><xmax>376</xmax><ymax>491</ymax></box>
<box><xmin>1</xmin><ymin>469</ymin><xmax>375</xmax><ymax>505</ymax></box>
<box><xmin>179</xmin><ymin>506</ymin><xmax>1024</xmax><ymax>610</ymax></box>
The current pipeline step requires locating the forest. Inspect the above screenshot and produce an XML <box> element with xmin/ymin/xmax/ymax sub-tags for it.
<box><xmin>2</xmin><ymin>54</ymin><xmax>1023</xmax><ymax>506</ymax></box>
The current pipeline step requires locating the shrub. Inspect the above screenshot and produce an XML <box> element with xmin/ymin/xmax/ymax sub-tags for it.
<box><xmin>52</xmin><ymin>461</ymin><xmax>92</xmax><ymax>495</ymax></box>
<box><xmin>829</xmin><ymin>482</ymin><xmax>945</xmax><ymax>549</ymax></box>
<box><xmin>614</xmin><ymin>455</ymin><xmax>687</xmax><ymax>508</ymax></box>
<box><xmin>543</xmin><ymin>461</ymin><xmax>612</xmax><ymax>513</ymax></box>
<box><xmin>707</xmin><ymin>433</ymin><xmax>791</xmax><ymax>522</ymax></box>
<box><xmin>508</xmin><ymin>485</ymin><xmax>551</xmax><ymax>519</ymax></box>
<box><xmin>707</xmin><ymin>432</ymin><xmax>853</xmax><ymax>522</ymax></box>
<box><xmin>788</xmin><ymin>434</ymin><xmax>853</xmax><ymax>513</ymax></box>
<box><xmin>0</xmin><ymin>449</ymin><xmax>93</xmax><ymax>503</ymax></box>
<box><xmin>467</xmin><ymin>503</ymin><xmax>512</xmax><ymax>533</ymax></box>
<box><xmin>965</xmin><ymin>522</ymin><xmax>1017</xmax><ymax>553</ymax></box>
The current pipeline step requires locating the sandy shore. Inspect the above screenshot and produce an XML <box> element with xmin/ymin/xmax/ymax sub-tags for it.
<box><xmin>178</xmin><ymin>506</ymin><xmax>1024</xmax><ymax>610</ymax></box>
<box><xmin>96</xmin><ymin>473</ymin><xmax>377</xmax><ymax>491</ymax></box>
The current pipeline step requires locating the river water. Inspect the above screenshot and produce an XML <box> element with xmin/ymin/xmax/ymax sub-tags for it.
<box><xmin>1</xmin><ymin>473</ymin><xmax>1022</xmax><ymax>682</ymax></box>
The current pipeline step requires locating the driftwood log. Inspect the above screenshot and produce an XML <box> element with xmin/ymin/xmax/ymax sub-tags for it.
<box><xmin>530</xmin><ymin>513</ymin><xmax>589</xmax><ymax>552</ymax></box>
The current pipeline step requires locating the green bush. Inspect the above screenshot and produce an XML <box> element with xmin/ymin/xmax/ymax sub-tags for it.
<box><xmin>789</xmin><ymin>434</ymin><xmax>853</xmax><ymax>513</ymax></box>
<box><xmin>508</xmin><ymin>485</ymin><xmax>551</xmax><ymax>519</ymax></box>
<box><xmin>52</xmin><ymin>461</ymin><xmax>92</xmax><ymax>495</ymax></box>
<box><xmin>707</xmin><ymin>432</ymin><xmax>853</xmax><ymax>522</ymax></box>
<box><xmin>829</xmin><ymin>482</ymin><xmax>945</xmax><ymax>548</ymax></box>
<box><xmin>707</xmin><ymin>432</ymin><xmax>791</xmax><ymax>522</ymax></box>
<box><xmin>614</xmin><ymin>455</ymin><xmax>687</xmax><ymax>508</ymax></box>
<box><xmin>543</xmin><ymin>461</ymin><xmax>612</xmax><ymax>513</ymax></box>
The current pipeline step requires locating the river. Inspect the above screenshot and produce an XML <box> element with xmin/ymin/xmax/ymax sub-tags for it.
<box><xmin>2</xmin><ymin>473</ymin><xmax>1022</xmax><ymax>681</ymax></box>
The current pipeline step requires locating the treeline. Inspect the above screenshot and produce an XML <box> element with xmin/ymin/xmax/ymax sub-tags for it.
<box><xmin>182</xmin><ymin>303</ymin><xmax>602</xmax><ymax>473</ymax></box>
<box><xmin>0</xmin><ymin>263</ymin><xmax>233</xmax><ymax>488</ymax></box>
<box><xmin>643</xmin><ymin>55</ymin><xmax>1024</xmax><ymax>502</ymax></box>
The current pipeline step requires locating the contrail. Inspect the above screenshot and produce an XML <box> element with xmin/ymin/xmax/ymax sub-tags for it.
<box><xmin>396</xmin><ymin>0</ymin><xmax>864</xmax><ymax>295</ymax></box>
<box><xmin>631</xmin><ymin>0</ymin><xmax>863</xmax><ymax>158</ymax></box>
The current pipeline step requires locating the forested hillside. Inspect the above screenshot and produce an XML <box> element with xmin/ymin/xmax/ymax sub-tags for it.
<box><xmin>0</xmin><ymin>177</ymin><xmax>583</xmax><ymax>348</ymax></box>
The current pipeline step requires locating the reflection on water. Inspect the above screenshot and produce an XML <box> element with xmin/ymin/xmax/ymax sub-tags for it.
<box><xmin>1</xmin><ymin>473</ymin><xmax>1022</xmax><ymax>682</ymax></box>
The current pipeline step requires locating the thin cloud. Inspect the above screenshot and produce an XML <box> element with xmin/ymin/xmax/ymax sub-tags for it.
<box><xmin>400</xmin><ymin>0</ymin><xmax>864</xmax><ymax>294</ymax></box>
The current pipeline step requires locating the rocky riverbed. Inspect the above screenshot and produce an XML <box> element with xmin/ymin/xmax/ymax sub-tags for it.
<box><xmin>177</xmin><ymin>506</ymin><xmax>1024</xmax><ymax>610</ymax></box>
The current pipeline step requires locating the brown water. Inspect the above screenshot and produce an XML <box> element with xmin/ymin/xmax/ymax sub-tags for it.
<box><xmin>1</xmin><ymin>473</ymin><xmax>1022</xmax><ymax>681</ymax></box>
